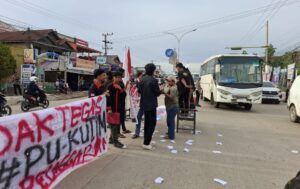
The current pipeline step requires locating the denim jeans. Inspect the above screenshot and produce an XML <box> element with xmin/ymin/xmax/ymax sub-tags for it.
<box><xmin>166</xmin><ymin>107</ymin><xmax>178</xmax><ymax>140</ymax></box>
<box><xmin>135</xmin><ymin>108</ymin><xmax>144</xmax><ymax>136</ymax></box>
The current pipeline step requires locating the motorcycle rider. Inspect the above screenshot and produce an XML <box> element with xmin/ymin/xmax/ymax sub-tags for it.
<box><xmin>27</xmin><ymin>76</ymin><xmax>46</xmax><ymax>103</ymax></box>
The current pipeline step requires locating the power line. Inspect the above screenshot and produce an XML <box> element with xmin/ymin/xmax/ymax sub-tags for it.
<box><xmin>4</xmin><ymin>0</ymin><xmax>103</xmax><ymax>34</ymax></box>
<box><xmin>112</xmin><ymin>0</ymin><xmax>300</xmax><ymax>43</ymax></box>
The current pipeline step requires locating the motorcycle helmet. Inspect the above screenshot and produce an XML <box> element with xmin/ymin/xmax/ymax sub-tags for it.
<box><xmin>29</xmin><ymin>76</ymin><xmax>38</xmax><ymax>83</ymax></box>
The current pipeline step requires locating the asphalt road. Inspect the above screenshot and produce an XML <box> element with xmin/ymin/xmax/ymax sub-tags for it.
<box><xmin>44</xmin><ymin>99</ymin><xmax>300</xmax><ymax>189</ymax></box>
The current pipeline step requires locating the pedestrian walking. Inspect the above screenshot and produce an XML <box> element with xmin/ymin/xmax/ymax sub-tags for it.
<box><xmin>162</xmin><ymin>75</ymin><xmax>179</xmax><ymax>140</ymax></box>
<box><xmin>107</xmin><ymin>71</ymin><xmax>126</xmax><ymax>149</ymax></box>
<box><xmin>176</xmin><ymin>63</ymin><xmax>193</xmax><ymax>112</ymax></box>
<box><xmin>138</xmin><ymin>63</ymin><xmax>161</xmax><ymax>150</ymax></box>
<box><xmin>12</xmin><ymin>73</ymin><xmax>21</xmax><ymax>96</ymax></box>
<box><xmin>88</xmin><ymin>69</ymin><xmax>109</xmax><ymax>97</ymax></box>
<box><xmin>195</xmin><ymin>77</ymin><xmax>202</xmax><ymax>107</ymax></box>
<box><xmin>132</xmin><ymin>71</ymin><xmax>144</xmax><ymax>139</ymax></box>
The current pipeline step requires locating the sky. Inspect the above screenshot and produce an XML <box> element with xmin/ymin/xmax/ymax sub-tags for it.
<box><xmin>0</xmin><ymin>0</ymin><xmax>300</xmax><ymax>73</ymax></box>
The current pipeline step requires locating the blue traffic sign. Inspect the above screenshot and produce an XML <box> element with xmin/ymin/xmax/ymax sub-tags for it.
<box><xmin>165</xmin><ymin>49</ymin><xmax>174</xmax><ymax>58</ymax></box>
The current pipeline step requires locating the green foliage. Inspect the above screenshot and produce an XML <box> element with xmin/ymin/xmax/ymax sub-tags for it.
<box><xmin>0</xmin><ymin>43</ymin><xmax>16</xmax><ymax>80</ymax></box>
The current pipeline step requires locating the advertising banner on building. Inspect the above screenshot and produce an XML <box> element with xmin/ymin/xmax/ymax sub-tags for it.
<box><xmin>24</xmin><ymin>49</ymin><xmax>34</xmax><ymax>64</ymax></box>
<box><xmin>287</xmin><ymin>63</ymin><xmax>296</xmax><ymax>80</ymax></box>
<box><xmin>0</xmin><ymin>96</ymin><xmax>107</xmax><ymax>189</ymax></box>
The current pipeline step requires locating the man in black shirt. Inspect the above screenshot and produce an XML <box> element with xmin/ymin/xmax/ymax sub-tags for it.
<box><xmin>176</xmin><ymin>63</ymin><xmax>193</xmax><ymax>111</ymax></box>
<box><xmin>138</xmin><ymin>63</ymin><xmax>161</xmax><ymax>150</ymax></box>
<box><xmin>88</xmin><ymin>69</ymin><xmax>108</xmax><ymax>97</ymax></box>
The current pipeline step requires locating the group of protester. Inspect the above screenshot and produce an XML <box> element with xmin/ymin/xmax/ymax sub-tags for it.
<box><xmin>88</xmin><ymin>62</ymin><xmax>198</xmax><ymax>150</ymax></box>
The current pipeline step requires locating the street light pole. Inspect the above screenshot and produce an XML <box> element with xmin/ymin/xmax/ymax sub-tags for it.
<box><xmin>165</xmin><ymin>29</ymin><xmax>197</xmax><ymax>62</ymax></box>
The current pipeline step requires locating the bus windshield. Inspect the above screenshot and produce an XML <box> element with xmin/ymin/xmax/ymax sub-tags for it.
<box><xmin>218</xmin><ymin>57</ymin><xmax>262</xmax><ymax>84</ymax></box>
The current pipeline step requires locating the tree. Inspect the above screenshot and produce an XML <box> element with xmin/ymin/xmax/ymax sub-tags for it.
<box><xmin>266</xmin><ymin>43</ymin><xmax>277</xmax><ymax>66</ymax></box>
<box><xmin>0</xmin><ymin>43</ymin><xmax>16</xmax><ymax>80</ymax></box>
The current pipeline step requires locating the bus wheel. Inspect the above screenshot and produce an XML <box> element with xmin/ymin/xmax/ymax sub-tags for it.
<box><xmin>210</xmin><ymin>93</ymin><xmax>220</xmax><ymax>108</ymax></box>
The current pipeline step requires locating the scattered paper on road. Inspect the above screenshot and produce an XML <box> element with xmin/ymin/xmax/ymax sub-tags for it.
<box><xmin>212</xmin><ymin>150</ymin><xmax>222</xmax><ymax>154</ymax></box>
<box><xmin>170</xmin><ymin>140</ymin><xmax>176</xmax><ymax>144</ymax></box>
<box><xmin>216</xmin><ymin>142</ymin><xmax>223</xmax><ymax>146</ymax></box>
<box><xmin>183</xmin><ymin>148</ymin><xmax>189</xmax><ymax>152</ymax></box>
<box><xmin>217</xmin><ymin>134</ymin><xmax>223</xmax><ymax>137</ymax></box>
<box><xmin>214</xmin><ymin>178</ymin><xmax>227</xmax><ymax>185</ymax></box>
<box><xmin>154</xmin><ymin>177</ymin><xmax>164</xmax><ymax>184</ymax></box>
<box><xmin>160</xmin><ymin>135</ymin><xmax>165</xmax><ymax>138</ymax></box>
<box><xmin>160</xmin><ymin>139</ymin><xmax>166</xmax><ymax>143</ymax></box>
<box><xmin>168</xmin><ymin>146</ymin><xmax>174</xmax><ymax>150</ymax></box>
<box><xmin>186</xmin><ymin>142</ymin><xmax>193</xmax><ymax>146</ymax></box>
<box><xmin>291</xmin><ymin>150</ymin><xmax>299</xmax><ymax>154</ymax></box>
<box><xmin>186</xmin><ymin>139</ymin><xmax>193</xmax><ymax>143</ymax></box>
<box><xmin>196</xmin><ymin>130</ymin><xmax>202</xmax><ymax>134</ymax></box>
<box><xmin>171</xmin><ymin>150</ymin><xmax>178</xmax><ymax>154</ymax></box>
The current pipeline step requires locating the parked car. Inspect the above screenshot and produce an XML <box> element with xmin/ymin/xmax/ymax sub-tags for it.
<box><xmin>288</xmin><ymin>76</ymin><xmax>300</xmax><ymax>122</ymax></box>
<box><xmin>262</xmin><ymin>81</ymin><xmax>281</xmax><ymax>104</ymax></box>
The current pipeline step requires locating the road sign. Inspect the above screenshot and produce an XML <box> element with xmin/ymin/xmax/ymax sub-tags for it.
<box><xmin>96</xmin><ymin>56</ymin><xmax>107</xmax><ymax>64</ymax></box>
<box><xmin>165</xmin><ymin>49</ymin><xmax>174</xmax><ymax>58</ymax></box>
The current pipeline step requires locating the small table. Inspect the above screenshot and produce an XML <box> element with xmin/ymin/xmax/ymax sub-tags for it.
<box><xmin>176</xmin><ymin>108</ymin><xmax>197</xmax><ymax>134</ymax></box>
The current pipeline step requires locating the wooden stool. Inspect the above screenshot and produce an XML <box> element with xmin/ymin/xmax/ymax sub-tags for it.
<box><xmin>176</xmin><ymin>108</ymin><xmax>197</xmax><ymax>134</ymax></box>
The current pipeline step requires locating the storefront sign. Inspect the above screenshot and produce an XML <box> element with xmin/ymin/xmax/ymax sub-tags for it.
<box><xmin>76</xmin><ymin>58</ymin><xmax>96</xmax><ymax>70</ymax></box>
<box><xmin>21</xmin><ymin>64</ymin><xmax>35</xmax><ymax>85</ymax></box>
<box><xmin>96</xmin><ymin>56</ymin><xmax>107</xmax><ymax>64</ymax></box>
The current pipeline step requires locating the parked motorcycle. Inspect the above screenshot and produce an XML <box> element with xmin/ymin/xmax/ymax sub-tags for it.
<box><xmin>21</xmin><ymin>90</ymin><xmax>49</xmax><ymax>112</ymax></box>
<box><xmin>0</xmin><ymin>93</ymin><xmax>12</xmax><ymax>117</ymax></box>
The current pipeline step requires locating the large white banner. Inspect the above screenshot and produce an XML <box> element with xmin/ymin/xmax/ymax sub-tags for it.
<box><xmin>0</xmin><ymin>96</ymin><xmax>107</xmax><ymax>189</ymax></box>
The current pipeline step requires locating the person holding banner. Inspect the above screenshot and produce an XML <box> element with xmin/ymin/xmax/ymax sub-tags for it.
<box><xmin>139</xmin><ymin>63</ymin><xmax>161</xmax><ymax>150</ymax></box>
<box><xmin>107</xmin><ymin>71</ymin><xmax>127</xmax><ymax>149</ymax></box>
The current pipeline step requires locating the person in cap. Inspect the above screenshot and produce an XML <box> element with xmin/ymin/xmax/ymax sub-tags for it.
<box><xmin>107</xmin><ymin>71</ymin><xmax>127</xmax><ymax>149</ymax></box>
<box><xmin>162</xmin><ymin>75</ymin><xmax>179</xmax><ymax>140</ymax></box>
<box><xmin>176</xmin><ymin>63</ymin><xmax>193</xmax><ymax>111</ymax></box>
<box><xmin>88</xmin><ymin>68</ymin><xmax>109</xmax><ymax>97</ymax></box>
<box><xmin>138</xmin><ymin>63</ymin><xmax>161</xmax><ymax>150</ymax></box>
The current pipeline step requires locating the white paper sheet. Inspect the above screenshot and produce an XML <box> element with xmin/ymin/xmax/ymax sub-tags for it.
<box><xmin>212</xmin><ymin>150</ymin><xmax>222</xmax><ymax>154</ymax></box>
<box><xmin>214</xmin><ymin>178</ymin><xmax>227</xmax><ymax>185</ymax></box>
<box><xmin>168</xmin><ymin>146</ymin><xmax>174</xmax><ymax>150</ymax></box>
<box><xmin>154</xmin><ymin>177</ymin><xmax>164</xmax><ymax>184</ymax></box>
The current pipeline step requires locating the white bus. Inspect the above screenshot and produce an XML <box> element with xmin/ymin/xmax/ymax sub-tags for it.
<box><xmin>200</xmin><ymin>54</ymin><xmax>263</xmax><ymax>110</ymax></box>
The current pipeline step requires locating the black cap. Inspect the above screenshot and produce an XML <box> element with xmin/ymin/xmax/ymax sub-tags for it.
<box><xmin>94</xmin><ymin>69</ymin><xmax>105</xmax><ymax>78</ymax></box>
<box><xmin>117</xmin><ymin>67</ymin><xmax>125</xmax><ymax>73</ymax></box>
<box><xmin>113</xmin><ymin>71</ymin><xmax>123</xmax><ymax>77</ymax></box>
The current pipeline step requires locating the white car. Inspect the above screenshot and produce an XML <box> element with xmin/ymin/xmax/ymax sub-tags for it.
<box><xmin>262</xmin><ymin>81</ymin><xmax>281</xmax><ymax>104</ymax></box>
<box><xmin>288</xmin><ymin>76</ymin><xmax>300</xmax><ymax>122</ymax></box>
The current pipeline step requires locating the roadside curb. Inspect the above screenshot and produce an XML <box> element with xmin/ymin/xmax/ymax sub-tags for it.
<box><xmin>6</xmin><ymin>91</ymin><xmax>88</xmax><ymax>106</ymax></box>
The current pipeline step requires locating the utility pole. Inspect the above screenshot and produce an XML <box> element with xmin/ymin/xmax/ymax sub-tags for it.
<box><xmin>265</xmin><ymin>21</ymin><xmax>269</xmax><ymax>64</ymax></box>
<box><xmin>102</xmin><ymin>33</ymin><xmax>113</xmax><ymax>56</ymax></box>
